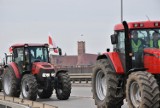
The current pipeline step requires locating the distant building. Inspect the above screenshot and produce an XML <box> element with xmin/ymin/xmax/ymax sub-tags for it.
<box><xmin>78</xmin><ymin>41</ymin><xmax>85</xmax><ymax>55</ymax></box>
<box><xmin>50</xmin><ymin>41</ymin><xmax>98</xmax><ymax>73</ymax></box>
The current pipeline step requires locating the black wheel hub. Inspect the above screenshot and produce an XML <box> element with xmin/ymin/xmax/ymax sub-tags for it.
<box><xmin>25</xmin><ymin>85</ymin><xmax>29</xmax><ymax>91</ymax></box>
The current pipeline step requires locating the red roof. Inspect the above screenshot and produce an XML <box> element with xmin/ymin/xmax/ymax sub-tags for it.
<box><xmin>11</xmin><ymin>43</ymin><xmax>48</xmax><ymax>48</ymax></box>
<box><xmin>114</xmin><ymin>21</ymin><xmax>160</xmax><ymax>31</ymax></box>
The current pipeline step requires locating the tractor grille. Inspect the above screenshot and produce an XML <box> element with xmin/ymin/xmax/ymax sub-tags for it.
<box><xmin>37</xmin><ymin>68</ymin><xmax>55</xmax><ymax>81</ymax></box>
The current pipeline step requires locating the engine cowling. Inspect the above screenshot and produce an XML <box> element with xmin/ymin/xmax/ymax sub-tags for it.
<box><xmin>32</xmin><ymin>62</ymin><xmax>55</xmax><ymax>81</ymax></box>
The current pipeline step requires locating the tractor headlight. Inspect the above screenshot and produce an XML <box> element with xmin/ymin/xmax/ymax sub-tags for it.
<box><xmin>51</xmin><ymin>73</ymin><xmax>55</xmax><ymax>77</ymax></box>
<box><xmin>42</xmin><ymin>73</ymin><xmax>50</xmax><ymax>77</ymax></box>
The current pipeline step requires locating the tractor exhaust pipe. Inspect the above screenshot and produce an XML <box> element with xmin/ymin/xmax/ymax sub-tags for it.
<box><xmin>122</xmin><ymin>21</ymin><xmax>132</xmax><ymax>72</ymax></box>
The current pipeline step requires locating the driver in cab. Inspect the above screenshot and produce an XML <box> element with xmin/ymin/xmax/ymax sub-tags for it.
<box><xmin>149</xmin><ymin>32</ymin><xmax>160</xmax><ymax>48</ymax></box>
<box><xmin>131</xmin><ymin>31</ymin><xmax>144</xmax><ymax>68</ymax></box>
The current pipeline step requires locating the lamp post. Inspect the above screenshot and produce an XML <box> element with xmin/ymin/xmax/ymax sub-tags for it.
<box><xmin>121</xmin><ymin>0</ymin><xmax>123</xmax><ymax>22</ymax></box>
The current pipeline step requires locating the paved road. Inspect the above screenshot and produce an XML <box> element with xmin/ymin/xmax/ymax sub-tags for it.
<box><xmin>37</xmin><ymin>86</ymin><xmax>128</xmax><ymax>108</ymax></box>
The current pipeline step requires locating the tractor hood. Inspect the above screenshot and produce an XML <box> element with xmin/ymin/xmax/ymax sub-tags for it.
<box><xmin>32</xmin><ymin>62</ymin><xmax>54</xmax><ymax>69</ymax></box>
<box><xmin>144</xmin><ymin>48</ymin><xmax>160</xmax><ymax>74</ymax></box>
<box><xmin>32</xmin><ymin>62</ymin><xmax>55</xmax><ymax>75</ymax></box>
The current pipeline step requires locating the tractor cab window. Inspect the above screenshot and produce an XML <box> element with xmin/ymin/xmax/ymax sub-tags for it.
<box><xmin>36</xmin><ymin>48</ymin><xmax>43</xmax><ymax>60</ymax></box>
<box><xmin>13</xmin><ymin>48</ymin><xmax>24</xmax><ymax>64</ymax></box>
<box><xmin>130</xmin><ymin>29</ymin><xmax>160</xmax><ymax>68</ymax></box>
<box><xmin>130</xmin><ymin>29</ymin><xmax>160</xmax><ymax>49</ymax></box>
<box><xmin>29</xmin><ymin>47</ymin><xmax>49</xmax><ymax>63</ymax></box>
<box><xmin>131</xmin><ymin>30</ymin><xmax>145</xmax><ymax>68</ymax></box>
<box><xmin>5</xmin><ymin>54</ymin><xmax>13</xmax><ymax>64</ymax></box>
<box><xmin>147</xmin><ymin>29</ymin><xmax>160</xmax><ymax>48</ymax></box>
<box><xmin>6</xmin><ymin>54</ymin><xmax>12</xmax><ymax>64</ymax></box>
<box><xmin>116</xmin><ymin>31</ymin><xmax>125</xmax><ymax>53</ymax></box>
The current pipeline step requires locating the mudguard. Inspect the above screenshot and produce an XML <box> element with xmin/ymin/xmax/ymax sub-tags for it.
<box><xmin>55</xmin><ymin>70</ymin><xmax>67</xmax><ymax>76</ymax></box>
<box><xmin>97</xmin><ymin>52</ymin><xmax>124</xmax><ymax>74</ymax></box>
<box><xmin>5</xmin><ymin>62</ymin><xmax>21</xmax><ymax>79</ymax></box>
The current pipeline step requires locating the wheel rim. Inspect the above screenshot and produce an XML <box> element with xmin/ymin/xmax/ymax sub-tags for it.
<box><xmin>38</xmin><ymin>89</ymin><xmax>43</xmax><ymax>93</ymax></box>
<box><xmin>130</xmin><ymin>81</ymin><xmax>141</xmax><ymax>107</ymax></box>
<box><xmin>57</xmin><ymin>84</ymin><xmax>63</xmax><ymax>94</ymax></box>
<box><xmin>95</xmin><ymin>70</ymin><xmax>107</xmax><ymax>100</ymax></box>
<box><xmin>22</xmin><ymin>80</ymin><xmax>29</xmax><ymax>98</ymax></box>
<box><xmin>4</xmin><ymin>73</ymin><xmax>11</xmax><ymax>95</ymax></box>
<box><xmin>57</xmin><ymin>89</ymin><xmax>63</xmax><ymax>94</ymax></box>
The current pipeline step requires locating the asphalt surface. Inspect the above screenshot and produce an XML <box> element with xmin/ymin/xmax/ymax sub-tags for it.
<box><xmin>36</xmin><ymin>86</ymin><xmax>128</xmax><ymax>108</ymax></box>
<box><xmin>0</xmin><ymin>86</ymin><xmax>128</xmax><ymax>108</ymax></box>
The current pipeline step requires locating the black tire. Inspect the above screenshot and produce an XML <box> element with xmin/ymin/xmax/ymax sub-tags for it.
<box><xmin>2</xmin><ymin>66</ymin><xmax>20</xmax><ymax>97</ymax></box>
<box><xmin>21</xmin><ymin>74</ymin><xmax>38</xmax><ymax>101</ymax></box>
<box><xmin>56</xmin><ymin>72</ymin><xmax>71</xmax><ymax>100</ymax></box>
<box><xmin>92</xmin><ymin>59</ymin><xmax>124</xmax><ymax>108</ymax></box>
<box><xmin>126</xmin><ymin>71</ymin><xmax>160</xmax><ymax>108</ymax></box>
<box><xmin>38</xmin><ymin>81</ymin><xmax>53</xmax><ymax>99</ymax></box>
<box><xmin>0</xmin><ymin>81</ymin><xmax>2</xmax><ymax>92</ymax></box>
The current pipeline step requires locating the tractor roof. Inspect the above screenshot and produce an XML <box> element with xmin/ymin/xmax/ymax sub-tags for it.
<box><xmin>11</xmin><ymin>43</ymin><xmax>48</xmax><ymax>48</ymax></box>
<box><xmin>114</xmin><ymin>21</ymin><xmax>160</xmax><ymax>31</ymax></box>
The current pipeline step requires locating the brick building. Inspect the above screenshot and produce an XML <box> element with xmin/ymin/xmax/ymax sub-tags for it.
<box><xmin>50</xmin><ymin>41</ymin><xmax>97</xmax><ymax>73</ymax></box>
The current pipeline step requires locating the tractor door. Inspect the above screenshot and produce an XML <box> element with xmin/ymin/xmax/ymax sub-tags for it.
<box><xmin>24</xmin><ymin>48</ymin><xmax>32</xmax><ymax>71</ymax></box>
<box><xmin>115</xmin><ymin>31</ymin><xmax>126</xmax><ymax>71</ymax></box>
<box><xmin>115</xmin><ymin>30</ymin><xmax>146</xmax><ymax>70</ymax></box>
<box><xmin>13</xmin><ymin>47</ymin><xmax>24</xmax><ymax>73</ymax></box>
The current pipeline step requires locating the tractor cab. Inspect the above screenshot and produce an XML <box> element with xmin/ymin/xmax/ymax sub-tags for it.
<box><xmin>111</xmin><ymin>21</ymin><xmax>160</xmax><ymax>72</ymax></box>
<box><xmin>11</xmin><ymin>43</ymin><xmax>50</xmax><ymax>73</ymax></box>
<box><xmin>92</xmin><ymin>21</ymin><xmax>160</xmax><ymax>108</ymax></box>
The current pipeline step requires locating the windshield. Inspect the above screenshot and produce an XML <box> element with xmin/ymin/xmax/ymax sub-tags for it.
<box><xmin>29</xmin><ymin>47</ymin><xmax>49</xmax><ymax>63</ymax></box>
<box><xmin>131</xmin><ymin>29</ymin><xmax>160</xmax><ymax>48</ymax></box>
<box><xmin>116</xmin><ymin>28</ymin><xmax>160</xmax><ymax>68</ymax></box>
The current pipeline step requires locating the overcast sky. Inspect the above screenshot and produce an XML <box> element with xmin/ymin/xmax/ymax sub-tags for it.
<box><xmin>0</xmin><ymin>0</ymin><xmax>160</xmax><ymax>59</ymax></box>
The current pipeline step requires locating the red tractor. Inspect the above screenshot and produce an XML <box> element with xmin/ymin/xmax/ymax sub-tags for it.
<box><xmin>0</xmin><ymin>53</ymin><xmax>13</xmax><ymax>91</ymax></box>
<box><xmin>92</xmin><ymin>21</ymin><xmax>160</xmax><ymax>108</ymax></box>
<box><xmin>2</xmin><ymin>43</ymin><xmax>71</xmax><ymax>101</ymax></box>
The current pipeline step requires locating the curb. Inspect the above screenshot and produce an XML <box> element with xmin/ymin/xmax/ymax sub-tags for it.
<box><xmin>0</xmin><ymin>95</ymin><xmax>58</xmax><ymax>108</ymax></box>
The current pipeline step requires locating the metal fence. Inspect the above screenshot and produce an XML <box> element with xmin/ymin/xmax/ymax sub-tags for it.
<box><xmin>69</xmin><ymin>73</ymin><xmax>92</xmax><ymax>84</ymax></box>
<box><xmin>55</xmin><ymin>66</ymin><xmax>93</xmax><ymax>85</ymax></box>
<box><xmin>56</xmin><ymin>65</ymin><xmax>93</xmax><ymax>73</ymax></box>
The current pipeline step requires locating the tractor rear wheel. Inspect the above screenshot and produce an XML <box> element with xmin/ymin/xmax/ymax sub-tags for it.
<box><xmin>126</xmin><ymin>71</ymin><xmax>160</xmax><ymax>108</ymax></box>
<box><xmin>21</xmin><ymin>74</ymin><xmax>38</xmax><ymax>101</ymax></box>
<box><xmin>2</xmin><ymin>66</ymin><xmax>20</xmax><ymax>97</ymax></box>
<box><xmin>92</xmin><ymin>59</ymin><xmax>124</xmax><ymax>108</ymax></box>
<box><xmin>56</xmin><ymin>72</ymin><xmax>71</xmax><ymax>100</ymax></box>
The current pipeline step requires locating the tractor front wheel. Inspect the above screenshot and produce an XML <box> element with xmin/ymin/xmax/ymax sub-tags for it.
<box><xmin>92</xmin><ymin>59</ymin><xmax>124</xmax><ymax>108</ymax></box>
<box><xmin>56</xmin><ymin>72</ymin><xmax>71</xmax><ymax>100</ymax></box>
<box><xmin>21</xmin><ymin>74</ymin><xmax>38</xmax><ymax>101</ymax></box>
<box><xmin>38</xmin><ymin>81</ymin><xmax>54</xmax><ymax>99</ymax></box>
<box><xmin>126</xmin><ymin>71</ymin><xmax>160</xmax><ymax>108</ymax></box>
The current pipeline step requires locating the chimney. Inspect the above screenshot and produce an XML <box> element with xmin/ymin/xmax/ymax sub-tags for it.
<box><xmin>78</xmin><ymin>41</ymin><xmax>85</xmax><ymax>55</ymax></box>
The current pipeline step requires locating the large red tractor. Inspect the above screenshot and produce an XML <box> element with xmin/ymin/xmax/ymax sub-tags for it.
<box><xmin>92</xmin><ymin>21</ymin><xmax>160</xmax><ymax>108</ymax></box>
<box><xmin>2</xmin><ymin>43</ymin><xmax>71</xmax><ymax>101</ymax></box>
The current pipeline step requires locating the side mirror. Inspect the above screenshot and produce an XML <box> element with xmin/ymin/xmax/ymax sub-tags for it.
<box><xmin>110</xmin><ymin>34</ymin><xmax>118</xmax><ymax>44</ymax></box>
<box><xmin>58</xmin><ymin>48</ymin><xmax>62</xmax><ymax>56</ymax></box>
<box><xmin>4</xmin><ymin>53</ymin><xmax>7</xmax><ymax>65</ymax></box>
<box><xmin>106</xmin><ymin>48</ymin><xmax>110</xmax><ymax>52</ymax></box>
